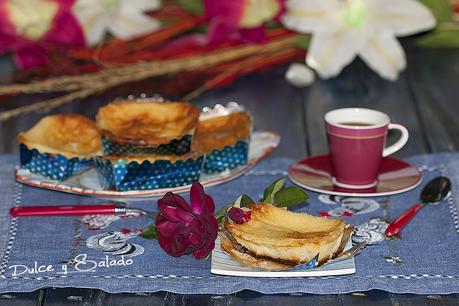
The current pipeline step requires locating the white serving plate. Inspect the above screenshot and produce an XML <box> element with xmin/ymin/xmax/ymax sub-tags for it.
<box><xmin>211</xmin><ymin>236</ymin><xmax>355</xmax><ymax>277</ymax></box>
<box><xmin>16</xmin><ymin>131</ymin><xmax>280</xmax><ymax>201</ymax></box>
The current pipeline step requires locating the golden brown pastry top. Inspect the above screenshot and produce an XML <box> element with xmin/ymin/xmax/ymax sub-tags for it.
<box><xmin>96</xmin><ymin>100</ymin><xmax>199</xmax><ymax>145</ymax></box>
<box><xmin>18</xmin><ymin>114</ymin><xmax>102</xmax><ymax>158</ymax></box>
<box><xmin>192</xmin><ymin>112</ymin><xmax>251</xmax><ymax>153</ymax></box>
<box><xmin>225</xmin><ymin>204</ymin><xmax>344</xmax><ymax>246</ymax></box>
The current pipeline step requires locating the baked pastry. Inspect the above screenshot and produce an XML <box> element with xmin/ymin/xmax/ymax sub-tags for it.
<box><xmin>96</xmin><ymin>99</ymin><xmax>199</xmax><ymax>156</ymax></box>
<box><xmin>193</xmin><ymin>103</ymin><xmax>252</xmax><ymax>173</ymax></box>
<box><xmin>18</xmin><ymin>114</ymin><xmax>101</xmax><ymax>180</ymax></box>
<box><xmin>18</xmin><ymin>114</ymin><xmax>101</xmax><ymax>158</ymax></box>
<box><xmin>94</xmin><ymin>153</ymin><xmax>204</xmax><ymax>191</ymax></box>
<box><xmin>193</xmin><ymin>112</ymin><xmax>251</xmax><ymax>153</ymax></box>
<box><xmin>222</xmin><ymin>204</ymin><xmax>348</xmax><ymax>270</ymax></box>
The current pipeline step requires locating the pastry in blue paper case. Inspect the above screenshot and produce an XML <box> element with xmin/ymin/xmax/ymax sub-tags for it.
<box><xmin>96</xmin><ymin>98</ymin><xmax>199</xmax><ymax>156</ymax></box>
<box><xmin>193</xmin><ymin>103</ymin><xmax>252</xmax><ymax>174</ymax></box>
<box><xmin>17</xmin><ymin>114</ymin><xmax>102</xmax><ymax>180</ymax></box>
<box><xmin>94</xmin><ymin>153</ymin><xmax>204</xmax><ymax>191</ymax></box>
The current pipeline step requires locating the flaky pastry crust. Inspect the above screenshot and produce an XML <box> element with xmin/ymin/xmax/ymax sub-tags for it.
<box><xmin>18</xmin><ymin>114</ymin><xmax>102</xmax><ymax>158</ymax></box>
<box><xmin>224</xmin><ymin>204</ymin><xmax>345</xmax><ymax>265</ymax></box>
<box><xmin>192</xmin><ymin>112</ymin><xmax>251</xmax><ymax>153</ymax></box>
<box><xmin>96</xmin><ymin>100</ymin><xmax>199</xmax><ymax>145</ymax></box>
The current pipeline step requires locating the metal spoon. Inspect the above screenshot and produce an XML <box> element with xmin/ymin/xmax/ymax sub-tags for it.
<box><xmin>385</xmin><ymin>176</ymin><xmax>451</xmax><ymax>237</ymax></box>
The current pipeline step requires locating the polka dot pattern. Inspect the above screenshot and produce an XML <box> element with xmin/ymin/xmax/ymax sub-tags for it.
<box><xmin>94</xmin><ymin>156</ymin><xmax>204</xmax><ymax>191</ymax></box>
<box><xmin>203</xmin><ymin>141</ymin><xmax>249</xmax><ymax>174</ymax></box>
<box><xmin>102</xmin><ymin>135</ymin><xmax>192</xmax><ymax>156</ymax></box>
<box><xmin>19</xmin><ymin>144</ymin><xmax>92</xmax><ymax>181</ymax></box>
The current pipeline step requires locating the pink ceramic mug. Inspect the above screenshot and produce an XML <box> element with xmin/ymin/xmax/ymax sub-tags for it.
<box><xmin>325</xmin><ymin>108</ymin><xmax>409</xmax><ymax>189</ymax></box>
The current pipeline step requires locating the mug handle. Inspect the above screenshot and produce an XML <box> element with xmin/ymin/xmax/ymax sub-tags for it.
<box><xmin>382</xmin><ymin>123</ymin><xmax>409</xmax><ymax>157</ymax></box>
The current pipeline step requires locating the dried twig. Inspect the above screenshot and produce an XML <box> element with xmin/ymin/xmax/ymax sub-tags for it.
<box><xmin>0</xmin><ymin>35</ymin><xmax>299</xmax><ymax>122</ymax></box>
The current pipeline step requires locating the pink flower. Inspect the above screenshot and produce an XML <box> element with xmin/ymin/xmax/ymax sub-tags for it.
<box><xmin>0</xmin><ymin>0</ymin><xmax>84</xmax><ymax>70</ymax></box>
<box><xmin>204</xmin><ymin>0</ymin><xmax>285</xmax><ymax>44</ymax></box>
<box><xmin>156</xmin><ymin>183</ymin><xmax>219</xmax><ymax>260</ymax></box>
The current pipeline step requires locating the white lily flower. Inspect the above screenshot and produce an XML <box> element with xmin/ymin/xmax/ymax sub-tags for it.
<box><xmin>281</xmin><ymin>0</ymin><xmax>435</xmax><ymax>80</ymax></box>
<box><xmin>73</xmin><ymin>0</ymin><xmax>162</xmax><ymax>46</ymax></box>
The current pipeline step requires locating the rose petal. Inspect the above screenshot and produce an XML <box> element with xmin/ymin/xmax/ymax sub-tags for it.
<box><xmin>190</xmin><ymin>183</ymin><xmax>206</xmax><ymax>215</ymax></box>
<box><xmin>185</xmin><ymin>232</ymin><xmax>202</xmax><ymax>247</ymax></box>
<box><xmin>204</xmin><ymin>195</ymin><xmax>216</xmax><ymax>214</ymax></box>
<box><xmin>175</xmin><ymin>208</ymin><xmax>196</xmax><ymax>224</ymax></box>
<box><xmin>156</xmin><ymin>221</ymin><xmax>178</xmax><ymax>238</ymax></box>
<box><xmin>159</xmin><ymin>206</ymin><xmax>182</xmax><ymax>223</ymax></box>
<box><xmin>158</xmin><ymin>192</ymin><xmax>191</xmax><ymax>212</ymax></box>
<box><xmin>192</xmin><ymin>239</ymin><xmax>215</xmax><ymax>259</ymax></box>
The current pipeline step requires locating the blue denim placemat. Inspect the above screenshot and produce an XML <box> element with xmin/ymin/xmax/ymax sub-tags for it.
<box><xmin>0</xmin><ymin>153</ymin><xmax>457</xmax><ymax>294</ymax></box>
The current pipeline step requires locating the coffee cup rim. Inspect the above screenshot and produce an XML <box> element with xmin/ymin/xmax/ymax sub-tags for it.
<box><xmin>325</xmin><ymin>108</ymin><xmax>390</xmax><ymax>129</ymax></box>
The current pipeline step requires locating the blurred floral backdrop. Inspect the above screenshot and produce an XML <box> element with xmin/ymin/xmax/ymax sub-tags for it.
<box><xmin>0</xmin><ymin>0</ymin><xmax>458</xmax><ymax>122</ymax></box>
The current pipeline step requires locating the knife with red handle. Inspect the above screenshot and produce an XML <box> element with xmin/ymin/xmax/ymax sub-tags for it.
<box><xmin>9</xmin><ymin>205</ymin><xmax>155</xmax><ymax>218</ymax></box>
<box><xmin>10</xmin><ymin>205</ymin><xmax>119</xmax><ymax>217</ymax></box>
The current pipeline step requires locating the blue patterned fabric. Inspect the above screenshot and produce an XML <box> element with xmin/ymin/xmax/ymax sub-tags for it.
<box><xmin>19</xmin><ymin>144</ymin><xmax>92</xmax><ymax>181</ymax></box>
<box><xmin>0</xmin><ymin>153</ymin><xmax>458</xmax><ymax>294</ymax></box>
<box><xmin>94</xmin><ymin>156</ymin><xmax>204</xmax><ymax>191</ymax></box>
<box><xmin>203</xmin><ymin>141</ymin><xmax>249</xmax><ymax>174</ymax></box>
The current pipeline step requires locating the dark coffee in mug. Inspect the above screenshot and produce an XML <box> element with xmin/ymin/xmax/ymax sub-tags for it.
<box><xmin>338</xmin><ymin>122</ymin><xmax>373</xmax><ymax>127</ymax></box>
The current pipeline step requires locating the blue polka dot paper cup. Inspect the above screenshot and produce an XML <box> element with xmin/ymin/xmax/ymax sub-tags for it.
<box><xmin>19</xmin><ymin>144</ymin><xmax>93</xmax><ymax>181</ymax></box>
<box><xmin>193</xmin><ymin>103</ymin><xmax>252</xmax><ymax>174</ymax></box>
<box><xmin>203</xmin><ymin>140</ymin><xmax>249</xmax><ymax>174</ymax></box>
<box><xmin>93</xmin><ymin>154</ymin><xmax>204</xmax><ymax>191</ymax></box>
<box><xmin>101</xmin><ymin>134</ymin><xmax>193</xmax><ymax>156</ymax></box>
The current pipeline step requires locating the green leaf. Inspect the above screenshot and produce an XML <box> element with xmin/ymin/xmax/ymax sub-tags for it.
<box><xmin>262</xmin><ymin>178</ymin><xmax>286</xmax><ymax>203</ymax></box>
<box><xmin>138</xmin><ymin>224</ymin><xmax>158</xmax><ymax>240</ymax></box>
<box><xmin>214</xmin><ymin>203</ymin><xmax>233</xmax><ymax>221</ymax></box>
<box><xmin>273</xmin><ymin>186</ymin><xmax>309</xmax><ymax>207</ymax></box>
<box><xmin>294</xmin><ymin>35</ymin><xmax>311</xmax><ymax>49</ymax></box>
<box><xmin>175</xmin><ymin>0</ymin><xmax>204</xmax><ymax>15</ymax></box>
<box><xmin>240</xmin><ymin>195</ymin><xmax>255</xmax><ymax>207</ymax></box>
<box><xmin>216</xmin><ymin>215</ymin><xmax>227</xmax><ymax>228</ymax></box>
<box><xmin>418</xmin><ymin>0</ymin><xmax>454</xmax><ymax>23</ymax></box>
<box><xmin>417</xmin><ymin>28</ymin><xmax>459</xmax><ymax>48</ymax></box>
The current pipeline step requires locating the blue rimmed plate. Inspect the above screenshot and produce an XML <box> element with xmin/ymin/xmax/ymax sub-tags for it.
<box><xmin>15</xmin><ymin>131</ymin><xmax>280</xmax><ymax>201</ymax></box>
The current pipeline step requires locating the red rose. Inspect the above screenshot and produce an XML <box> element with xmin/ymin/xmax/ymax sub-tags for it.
<box><xmin>156</xmin><ymin>183</ymin><xmax>218</xmax><ymax>259</ymax></box>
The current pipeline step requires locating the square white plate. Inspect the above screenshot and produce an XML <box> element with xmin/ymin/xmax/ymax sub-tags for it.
<box><xmin>211</xmin><ymin>237</ymin><xmax>355</xmax><ymax>277</ymax></box>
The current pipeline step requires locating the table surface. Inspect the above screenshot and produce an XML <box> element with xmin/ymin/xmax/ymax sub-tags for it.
<box><xmin>0</xmin><ymin>41</ymin><xmax>458</xmax><ymax>305</ymax></box>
